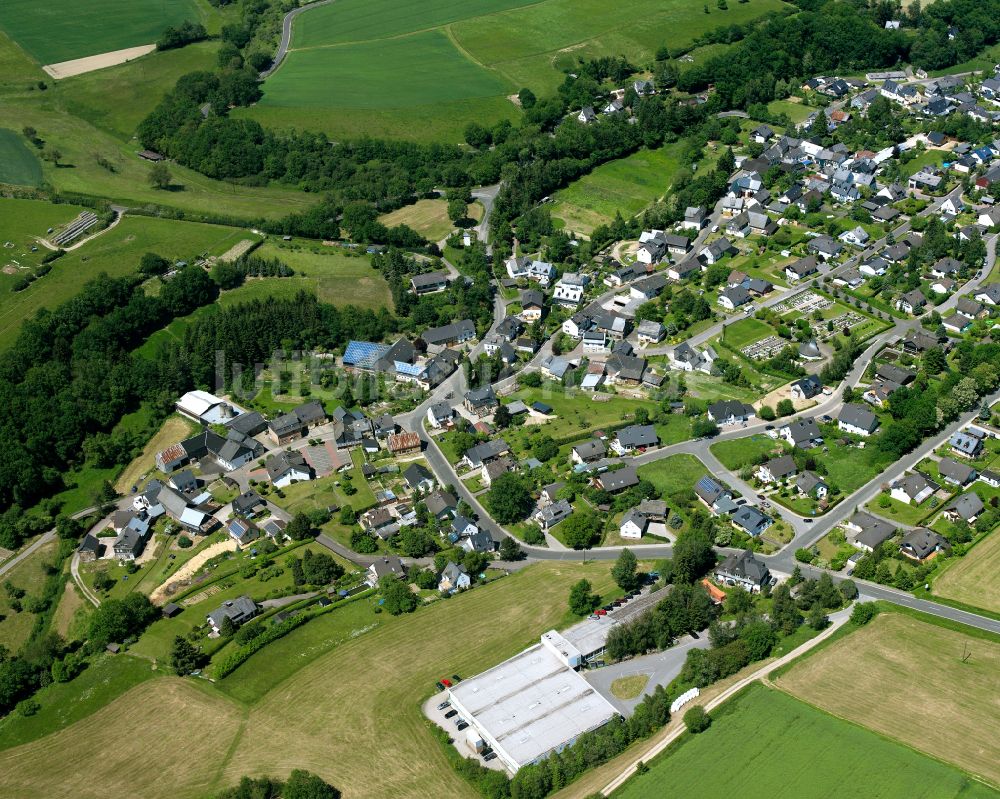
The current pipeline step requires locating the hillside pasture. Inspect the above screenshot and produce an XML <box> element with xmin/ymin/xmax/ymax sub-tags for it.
<box><xmin>613</xmin><ymin>683</ymin><xmax>998</xmax><ymax>799</ymax></box>
<box><xmin>0</xmin><ymin>128</ymin><xmax>42</xmax><ymax>186</ymax></box>
<box><xmin>550</xmin><ymin>144</ymin><xmax>684</xmax><ymax>236</ymax></box>
<box><xmin>379</xmin><ymin>199</ymin><xmax>456</xmax><ymax>242</ymax></box>
<box><xmin>778</xmin><ymin>612</ymin><xmax>1000</xmax><ymax>788</ymax></box>
<box><xmin>0</xmin><ymin>213</ymin><xmax>250</xmax><ymax>350</ymax></box>
<box><xmin>0</xmin><ymin>0</ymin><xmax>204</xmax><ymax>65</ymax></box>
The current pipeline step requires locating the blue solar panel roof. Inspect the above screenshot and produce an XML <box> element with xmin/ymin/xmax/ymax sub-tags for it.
<box><xmin>343</xmin><ymin>340</ymin><xmax>390</xmax><ymax>369</ymax></box>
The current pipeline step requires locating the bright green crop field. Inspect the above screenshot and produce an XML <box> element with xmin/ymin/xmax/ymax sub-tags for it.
<box><xmin>614</xmin><ymin>684</ymin><xmax>999</xmax><ymax>799</ymax></box>
<box><xmin>0</xmin><ymin>0</ymin><xmax>205</xmax><ymax>65</ymax></box>
<box><xmin>0</xmin><ymin>128</ymin><xmax>42</xmax><ymax>186</ymax></box>
<box><xmin>248</xmin><ymin>0</ymin><xmax>791</xmax><ymax>141</ymax></box>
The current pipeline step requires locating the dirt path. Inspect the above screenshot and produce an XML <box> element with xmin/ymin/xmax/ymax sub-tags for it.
<box><xmin>149</xmin><ymin>539</ymin><xmax>236</xmax><ymax>605</ymax></box>
<box><xmin>43</xmin><ymin>45</ymin><xmax>156</xmax><ymax>79</ymax></box>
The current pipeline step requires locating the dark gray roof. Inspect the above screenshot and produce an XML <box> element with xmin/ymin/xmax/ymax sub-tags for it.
<box><xmin>615</xmin><ymin>424</ymin><xmax>658</xmax><ymax>449</ymax></box>
<box><xmin>599</xmin><ymin>466</ymin><xmax>639</xmax><ymax>492</ymax></box>
<box><xmin>717</xmin><ymin>549</ymin><xmax>770</xmax><ymax>584</ymax></box>
<box><xmin>839</xmin><ymin>403</ymin><xmax>880</xmax><ymax>433</ymax></box>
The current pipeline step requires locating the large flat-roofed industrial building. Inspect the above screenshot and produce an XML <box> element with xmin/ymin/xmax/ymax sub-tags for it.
<box><xmin>447</xmin><ymin>631</ymin><xmax>619</xmax><ymax>773</ymax></box>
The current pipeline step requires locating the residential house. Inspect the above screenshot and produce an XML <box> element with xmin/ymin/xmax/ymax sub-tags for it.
<box><xmin>460</xmin><ymin>439</ymin><xmax>510</xmax><ymax>470</ymax></box>
<box><xmin>707</xmin><ymin>400</ymin><xmax>755</xmax><ymax>424</ymax></box>
<box><xmin>699</xmin><ymin>238</ymin><xmax>737</xmax><ymax>265</ymax></box>
<box><xmin>694</xmin><ymin>475</ymin><xmax>732</xmax><ymax>510</ymax></box>
<box><xmin>942</xmin><ymin>313</ymin><xmax>971</xmax><ymax>333</ymax></box>
<box><xmin>974</xmin><ymin>284</ymin><xmax>1000</xmax><ymax>305</ymax></box>
<box><xmin>785</xmin><ymin>256</ymin><xmax>819</xmax><ymax>283</ymax></box>
<box><xmin>207</xmin><ymin>596</ymin><xmax>258</xmax><ymax>633</ymax></box>
<box><xmin>714</xmin><ymin>549</ymin><xmax>771</xmax><ymax>592</ymax></box>
<box><xmin>365</xmin><ymin>555</ymin><xmax>407</xmax><ymax>587</ymax></box>
<box><xmin>795</xmin><ymin>471</ymin><xmax>828</xmax><ymax>499</ymax></box>
<box><xmin>425</xmin><ymin>490</ymin><xmax>457</xmax><ymax>520</ymax></box>
<box><xmin>464</xmin><ymin>386</ymin><xmax>498</xmax><ymax>417</ymax></box>
<box><xmin>77</xmin><ymin>534</ymin><xmax>101</xmax><ymax>563</ymax></box>
<box><xmin>403</xmin><ymin>463</ymin><xmax>436</xmax><ymax>493</ymax></box>
<box><xmin>460</xmin><ymin>529</ymin><xmax>496</xmax><ymax>554</ymax></box>
<box><xmin>611</xmin><ymin>425</ymin><xmax>658</xmax><ymax>454</ymax></box>
<box><xmin>838</xmin><ymin>403</ymin><xmax>880</xmax><ymax>437</ymax></box>
<box><xmin>227</xmin><ymin>518</ymin><xmax>260</xmax><ymax>547</ymax></box>
<box><xmin>731</xmin><ymin>507</ymin><xmax>773</xmax><ymax>537</ymax></box>
<box><xmin>718</xmin><ymin>285</ymin><xmax>753</xmax><ymax>311</ymax></box>
<box><xmin>421</xmin><ymin>319</ymin><xmax>476</xmax><ymax>348</ymax></box>
<box><xmin>899</xmin><ymin>528</ymin><xmax>950</xmax><ymax>562</ymax></box>
<box><xmin>553</xmin><ymin>273</ymin><xmax>586</xmax><ymax>307</ymax></box>
<box><xmin>844</xmin><ymin>511</ymin><xmax>897</xmax><ymax>552</ymax></box>
<box><xmin>890</xmin><ymin>472</ymin><xmax>936</xmax><ymax>504</ymax></box>
<box><xmin>938</xmin><ymin>457</ymin><xmax>976</xmax><ymax>486</ymax></box>
<box><xmin>790</xmin><ymin>374</ymin><xmax>823</xmax><ymax>400</ymax></box>
<box><xmin>535</xmin><ymin>499</ymin><xmax>573</xmax><ymax>531</ymax></box>
<box><xmin>896</xmin><ymin>289</ymin><xmax>927</xmax><ymax>315</ymax></box>
<box><xmin>780</xmin><ymin>418</ymin><xmax>823</xmax><ymax>448</ymax></box>
<box><xmin>807</xmin><ymin>236</ymin><xmax>842</xmax><ymax>261</ymax></box>
<box><xmin>667</xmin><ymin>259</ymin><xmax>702</xmax><ymax>281</ymax></box>
<box><xmin>944</xmin><ymin>493</ymin><xmax>985</xmax><ymax>524</ymax></box>
<box><xmin>265</xmin><ymin>451</ymin><xmax>312</xmax><ymax>488</ymax></box>
<box><xmin>758</xmin><ymin>455</ymin><xmax>798</xmax><ymax>484</ymax></box>
<box><xmin>268</xmin><ymin>400</ymin><xmax>328</xmax><ymax>445</ymax></box>
<box><xmin>596</xmin><ymin>466</ymin><xmax>640</xmax><ymax>493</ymax></box>
<box><xmin>410</xmin><ymin>271</ymin><xmax>450</xmax><ymax>295</ymax></box>
<box><xmin>427</xmin><ymin>402</ymin><xmax>455</xmax><ymax>429</ymax></box>
<box><xmin>571</xmin><ymin>439</ymin><xmax>606</xmax><ymax>464</ymax></box>
<box><xmin>949</xmin><ymin>431</ymin><xmax>984</xmax><ymax>458</ymax></box>
<box><xmin>669</xmin><ymin>342</ymin><xmax>717</xmax><ymax>374</ymax></box>
<box><xmin>232</xmin><ymin>490</ymin><xmax>265</xmax><ymax>518</ymax></box>
<box><xmin>438</xmin><ymin>562</ymin><xmax>471</xmax><ymax>593</ymax></box>
<box><xmin>619</xmin><ymin>509</ymin><xmax>648</xmax><ymax>539</ymax></box>
<box><xmin>636</xmin><ymin>320</ymin><xmax>666</xmax><ymax>345</ymax></box>
<box><xmin>682</xmin><ymin>206</ymin><xmax>707</xmax><ymax>230</ymax></box>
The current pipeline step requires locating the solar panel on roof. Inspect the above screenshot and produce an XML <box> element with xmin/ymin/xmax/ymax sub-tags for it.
<box><xmin>343</xmin><ymin>340</ymin><xmax>390</xmax><ymax>368</ymax></box>
<box><xmin>394</xmin><ymin>360</ymin><xmax>424</xmax><ymax>377</ymax></box>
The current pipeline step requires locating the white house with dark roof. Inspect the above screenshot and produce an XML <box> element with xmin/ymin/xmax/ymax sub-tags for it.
<box><xmin>838</xmin><ymin>403</ymin><xmax>880</xmax><ymax>437</ymax></box>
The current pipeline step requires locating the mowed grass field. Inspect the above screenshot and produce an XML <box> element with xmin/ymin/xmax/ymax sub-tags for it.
<box><xmin>0</xmin><ymin>562</ymin><xmax>619</xmax><ymax>799</ymax></box>
<box><xmin>613</xmin><ymin>683</ymin><xmax>998</xmax><ymax>799</ymax></box>
<box><xmin>249</xmin><ymin>0</ymin><xmax>790</xmax><ymax>141</ymax></box>
<box><xmin>379</xmin><ymin>199</ymin><xmax>457</xmax><ymax>242</ymax></box>
<box><xmin>551</xmin><ymin>144</ymin><xmax>684</xmax><ymax>235</ymax></box>
<box><xmin>932</xmin><ymin>529</ymin><xmax>1000</xmax><ymax>614</ymax></box>
<box><xmin>778</xmin><ymin>612</ymin><xmax>1000</xmax><ymax>788</ymax></box>
<box><xmin>0</xmin><ymin>128</ymin><xmax>41</xmax><ymax>186</ymax></box>
<box><xmin>0</xmin><ymin>0</ymin><xmax>205</xmax><ymax>64</ymax></box>
<box><xmin>0</xmin><ymin>208</ymin><xmax>252</xmax><ymax>350</ymax></box>
<box><xmin>638</xmin><ymin>454</ymin><xmax>709</xmax><ymax>498</ymax></box>
<box><xmin>248</xmin><ymin>241</ymin><xmax>393</xmax><ymax>310</ymax></box>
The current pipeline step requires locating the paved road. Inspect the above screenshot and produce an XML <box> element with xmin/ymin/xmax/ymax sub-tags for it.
<box><xmin>260</xmin><ymin>0</ymin><xmax>333</xmax><ymax>79</ymax></box>
<box><xmin>585</xmin><ymin>634</ymin><xmax>711</xmax><ymax>715</ymax></box>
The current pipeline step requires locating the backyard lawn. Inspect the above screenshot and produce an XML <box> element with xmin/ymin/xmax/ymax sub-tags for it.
<box><xmin>637</xmin><ymin>454</ymin><xmax>708</xmax><ymax>499</ymax></box>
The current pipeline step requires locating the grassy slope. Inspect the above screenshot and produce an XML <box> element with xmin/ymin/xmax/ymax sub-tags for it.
<box><xmin>0</xmin><ymin>128</ymin><xmax>42</xmax><ymax>186</ymax></box>
<box><xmin>778</xmin><ymin>612</ymin><xmax>1000</xmax><ymax>788</ymax></box>
<box><xmin>0</xmin><ymin>0</ymin><xmax>204</xmax><ymax>64</ymax></box>
<box><xmin>0</xmin><ymin>540</ymin><xmax>58</xmax><ymax>653</ymax></box>
<box><xmin>614</xmin><ymin>683</ymin><xmax>998</xmax><ymax>799</ymax></box>
<box><xmin>0</xmin><ymin>212</ymin><xmax>251</xmax><ymax>350</ymax></box>
<box><xmin>932</xmin><ymin>530</ymin><xmax>1000</xmax><ymax>614</ymax></box>
<box><xmin>0</xmin><ymin>562</ymin><xmax>618</xmax><ymax>799</ymax></box>
<box><xmin>379</xmin><ymin>199</ymin><xmax>456</xmax><ymax>242</ymax></box>
<box><xmin>551</xmin><ymin>143</ymin><xmax>684</xmax><ymax>236</ymax></box>
<box><xmin>252</xmin><ymin>241</ymin><xmax>393</xmax><ymax>310</ymax></box>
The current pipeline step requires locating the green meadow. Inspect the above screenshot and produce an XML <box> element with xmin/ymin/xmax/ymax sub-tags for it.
<box><xmin>0</xmin><ymin>0</ymin><xmax>204</xmax><ymax>64</ymax></box>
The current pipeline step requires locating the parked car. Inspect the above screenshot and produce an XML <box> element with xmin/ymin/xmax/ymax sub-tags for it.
<box><xmin>596</xmin><ymin>609</ymin><xmax>607</xmax><ymax>615</ymax></box>
<box><xmin>445</xmin><ymin>709</ymin><xmax>458</xmax><ymax>719</ymax></box>
<box><xmin>451</xmin><ymin>674</ymin><xmax>462</xmax><ymax>682</ymax></box>
<box><xmin>435</xmin><ymin>681</ymin><xmax>445</xmax><ymax>691</ymax></box>
<box><xmin>437</xmin><ymin>701</ymin><xmax>451</xmax><ymax>711</ymax></box>
<box><xmin>441</xmin><ymin>678</ymin><xmax>453</xmax><ymax>687</ymax></box>
<box><xmin>457</xmin><ymin>721</ymin><xmax>469</xmax><ymax>731</ymax></box>
<box><xmin>589</xmin><ymin>614</ymin><xmax>600</xmax><ymax>620</ymax></box>
<box><xmin>484</xmin><ymin>753</ymin><xmax>497</xmax><ymax>762</ymax></box>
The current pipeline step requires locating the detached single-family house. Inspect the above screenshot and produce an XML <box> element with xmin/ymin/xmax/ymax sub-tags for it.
<box><xmin>571</xmin><ymin>439</ymin><xmax>606</xmax><ymax>464</ymax></box>
<box><xmin>714</xmin><ymin>549</ymin><xmax>771</xmax><ymax>592</ymax></box>
<box><xmin>899</xmin><ymin>528</ymin><xmax>950</xmax><ymax>562</ymax></box>
<box><xmin>944</xmin><ymin>492</ymin><xmax>985</xmax><ymax>524</ymax></box>
<box><xmin>896</xmin><ymin>289</ymin><xmax>927</xmax><ymax>315</ymax></box>
<box><xmin>785</xmin><ymin>256</ymin><xmax>819</xmax><ymax>283</ymax></box>
<box><xmin>535</xmin><ymin>499</ymin><xmax>573</xmax><ymax>531</ymax></box>
<box><xmin>845</xmin><ymin>512</ymin><xmax>897</xmax><ymax>552</ymax></box>
<box><xmin>950</xmin><ymin>431</ymin><xmax>984</xmax><ymax>458</ymax></box>
<box><xmin>427</xmin><ymin>402</ymin><xmax>455</xmax><ymax>429</ymax></box>
<box><xmin>707</xmin><ymin>400</ymin><xmax>755</xmax><ymax>425</ymax></box>
<box><xmin>795</xmin><ymin>471</ymin><xmax>828</xmax><ymax>499</ymax></box>
<box><xmin>207</xmin><ymin>596</ymin><xmax>258</xmax><ymax>634</ymax></box>
<box><xmin>780</xmin><ymin>418</ymin><xmax>823</xmax><ymax>448</ymax></box>
<box><xmin>731</xmin><ymin>506</ymin><xmax>773</xmax><ymax>537</ymax></box>
<box><xmin>438</xmin><ymin>561</ymin><xmax>471</xmax><ymax>593</ymax></box>
<box><xmin>938</xmin><ymin>457</ymin><xmax>976</xmax><ymax>486</ymax></box>
<box><xmin>596</xmin><ymin>466</ymin><xmax>640</xmax><ymax>493</ymax></box>
<box><xmin>365</xmin><ymin>556</ymin><xmax>407</xmax><ymax>587</ymax></box>
<box><xmin>790</xmin><ymin>374</ymin><xmax>823</xmax><ymax>400</ymax></box>
<box><xmin>611</xmin><ymin>424</ymin><xmax>658</xmax><ymax>454</ymax></box>
<box><xmin>838</xmin><ymin>403</ymin><xmax>880</xmax><ymax>437</ymax></box>
<box><xmin>619</xmin><ymin>509</ymin><xmax>648</xmax><ymax>539</ymax></box>
<box><xmin>890</xmin><ymin>472</ymin><xmax>937</xmax><ymax>505</ymax></box>
<box><xmin>758</xmin><ymin>455</ymin><xmax>798</xmax><ymax>484</ymax></box>
<box><xmin>403</xmin><ymin>463</ymin><xmax>436</xmax><ymax>493</ymax></box>
<box><xmin>464</xmin><ymin>386</ymin><xmax>498</xmax><ymax>417</ymax></box>
<box><xmin>265</xmin><ymin>451</ymin><xmax>312</xmax><ymax>488</ymax></box>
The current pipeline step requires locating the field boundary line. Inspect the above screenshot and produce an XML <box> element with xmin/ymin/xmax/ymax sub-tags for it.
<box><xmin>599</xmin><ymin>611</ymin><xmax>850</xmax><ymax>796</ymax></box>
